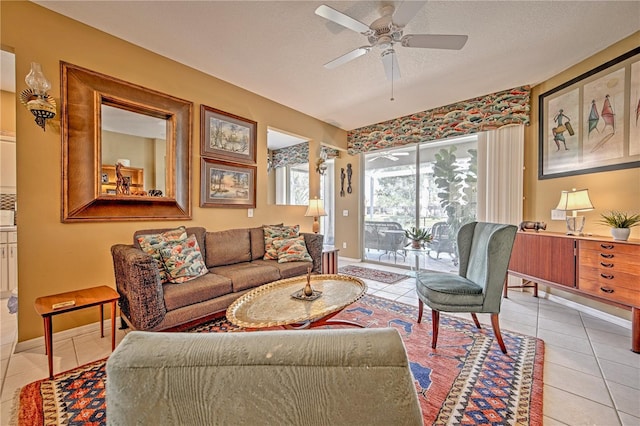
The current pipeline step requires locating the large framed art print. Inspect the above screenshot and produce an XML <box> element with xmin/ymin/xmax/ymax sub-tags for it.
<box><xmin>200</xmin><ymin>105</ymin><xmax>257</xmax><ymax>164</ymax></box>
<box><xmin>539</xmin><ymin>47</ymin><xmax>640</xmax><ymax>179</ymax></box>
<box><xmin>200</xmin><ymin>158</ymin><xmax>256</xmax><ymax>208</ymax></box>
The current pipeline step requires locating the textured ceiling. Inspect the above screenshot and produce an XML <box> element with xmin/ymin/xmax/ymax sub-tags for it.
<box><xmin>28</xmin><ymin>1</ymin><xmax>640</xmax><ymax>131</ymax></box>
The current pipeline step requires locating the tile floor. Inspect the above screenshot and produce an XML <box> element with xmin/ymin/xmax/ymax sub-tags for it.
<box><xmin>1</xmin><ymin>260</ymin><xmax>639</xmax><ymax>425</ymax></box>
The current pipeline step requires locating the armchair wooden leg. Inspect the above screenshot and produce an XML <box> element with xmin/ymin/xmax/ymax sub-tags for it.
<box><xmin>470</xmin><ymin>313</ymin><xmax>481</xmax><ymax>329</ymax></box>
<box><xmin>491</xmin><ymin>313</ymin><xmax>507</xmax><ymax>354</ymax></box>
<box><xmin>417</xmin><ymin>299</ymin><xmax>424</xmax><ymax>323</ymax></box>
<box><xmin>431</xmin><ymin>310</ymin><xmax>440</xmax><ymax>349</ymax></box>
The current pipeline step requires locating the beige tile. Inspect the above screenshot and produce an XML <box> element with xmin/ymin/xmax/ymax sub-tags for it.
<box><xmin>544</xmin><ymin>361</ymin><xmax>613</xmax><ymax>406</ymax></box>
<box><xmin>592</xmin><ymin>341</ymin><xmax>640</xmax><ymax>369</ymax></box>
<box><xmin>619</xmin><ymin>411</ymin><xmax>640</xmax><ymax>426</ymax></box>
<box><xmin>73</xmin><ymin>329</ymin><xmax>126</xmax><ymax>366</ymax></box>
<box><xmin>0</xmin><ymin>343</ymin><xmax>13</xmax><ymax>361</ymax></box>
<box><xmin>538</xmin><ymin>317</ymin><xmax>589</xmax><ymax>339</ymax></box>
<box><xmin>538</xmin><ymin>307</ymin><xmax>584</xmax><ymax>326</ymax></box>
<box><xmin>586</xmin><ymin>327</ymin><xmax>633</xmax><ymax>349</ymax></box>
<box><xmin>608</xmin><ymin>381</ymin><xmax>640</xmax><ymax>418</ymax></box>
<box><xmin>498</xmin><ymin>319</ymin><xmax>538</xmax><ymax>338</ymax></box>
<box><xmin>544</xmin><ymin>344</ymin><xmax>602</xmax><ymax>377</ymax></box>
<box><xmin>581</xmin><ymin>314</ymin><xmax>631</xmax><ymax>338</ymax></box>
<box><xmin>600</xmin><ymin>359</ymin><xmax>640</xmax><ymax>390</ymax></box>
<box><xmin>395</xmin><ymin>295</ymin><xmax>419</xmax><ymax>307</ymax></box>
<box><xmin>537</xmin><ymin>329</ymin><xmax>594</xmax><ymax>356</ymax></box>
<box><xmin>543</xmin><ymin>384</ymin><xmax>620</xmax><ymax>425</ymax></box>
<box><xmin>542</xmin><ymin>415</ymin><xmax>570</xmax><ymax>426</ymax></box>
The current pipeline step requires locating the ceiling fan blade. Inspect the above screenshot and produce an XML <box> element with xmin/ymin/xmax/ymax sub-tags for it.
<box><xmin>401</xmin><ymin>34</ymin><xmax>468</xmax><ymax>50</ymax></box>
<box><xmin>324</xmin><ymin>46</ymin><xmax>371</xmax><ymax>69</ymax></box>
<box><xmin>392</xmin><ymin>0</ymin><xmax>427</xmax><ymax>27</ymax></box>
<box><xmin>315</xmin><ymin>5</ymin><xmax>371</xmax><ymax>34</ymax></box>
<box><xmin>381</xmin><ymin>49</ymin><xmax>401</xmax><ymax>81</ymax></box>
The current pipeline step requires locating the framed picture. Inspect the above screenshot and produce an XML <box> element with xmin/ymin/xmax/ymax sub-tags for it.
<box><xmin>200</xmin><ymin>105</ymin><xmax>257</xmax><ymax>164</ymax></box>
<box><xmin>539</xmin><ymin>47</ymin><xmax>640</xmax><ymax>179</ymax></box>
<box><xmin>200</xmin><ymin>158</ymin><xmax>256</xmax><ymax>208</ymax></box>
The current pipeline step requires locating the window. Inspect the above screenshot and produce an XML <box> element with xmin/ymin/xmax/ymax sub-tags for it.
<box><xmin>275</xmin><ymin>163</ymin><xmax>309</xmax><ymax>206</ymax></box>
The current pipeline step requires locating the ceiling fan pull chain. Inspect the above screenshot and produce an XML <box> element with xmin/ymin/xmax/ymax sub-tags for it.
<box><xmin>390</xmin><ymin>51</ymin><xmax>395</xmax><ymax>101</ymax></box>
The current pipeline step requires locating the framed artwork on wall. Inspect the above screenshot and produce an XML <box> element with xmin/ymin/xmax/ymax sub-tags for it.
<box><xmin>200</xmin><ymin>158</ymin><xmax>256</xmax><ymax>208</ymax></box>
<box><xmin>200</xmin><ymin>105</ymin><xmax>257</xmax><ymax>164</ymax></box>
<box><xmin>538</xmin><ymin>47</ymin><xmax>640</xmax><ymax>180</ymax></box>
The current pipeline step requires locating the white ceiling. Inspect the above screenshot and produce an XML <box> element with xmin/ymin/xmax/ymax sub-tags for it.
<box><xmin>11</xmin><ymin>1</ymin><xmax>640</xmax><ymax>132</ymax></box>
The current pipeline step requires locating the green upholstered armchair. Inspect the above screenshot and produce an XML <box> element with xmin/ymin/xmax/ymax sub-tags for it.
<box><xmin>416</xmin><ymin>221</ymin><xmax>517</xmax><ymax>354</ymax></box>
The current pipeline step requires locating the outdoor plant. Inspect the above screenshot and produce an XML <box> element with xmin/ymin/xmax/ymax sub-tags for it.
<box><xmin>599</xmin><ymin>210</ymin><xmax>640</xmax><ymax>228</ymax></box>
<box><xmin>404</xmin><ymin>227</ymin><xmax>432</xmax><ymax>248</ymax></box>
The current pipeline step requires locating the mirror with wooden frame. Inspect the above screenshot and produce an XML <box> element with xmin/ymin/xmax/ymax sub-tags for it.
<box><xmin>61</xmin><ymin>62</ymin><xmax>192</xmax><ymax>222</ymax></box>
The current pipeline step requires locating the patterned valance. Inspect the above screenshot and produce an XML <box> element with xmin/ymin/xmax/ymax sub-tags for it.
<box><xmin>347</xmin><ymin>86</ymin><xmax>530</xmax><ymax>155</ymax></box>
<box><xmin>271</xmin><ymin>142</ymin><xmax>309</xmax><ymax>169</ymax></box>
<box><xmin>321</xmin><ymin>146</ymin><xmax>341</xmax><ymax>159</ymax></box>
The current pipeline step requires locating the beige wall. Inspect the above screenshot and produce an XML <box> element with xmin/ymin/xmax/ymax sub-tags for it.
<box><xmin>524</xmin><ymin>32</ymin><xmax>639</xmax><ymax>319</ymax></box>
<box><xmin>1</xmin><ymin>90</ymin><xmax>16</xmax><ymax>134</ymax></box>
<box><xmin>1</xmin><ymin>1</ymin><xmax>347</xmax><ymax>342</ymax></box>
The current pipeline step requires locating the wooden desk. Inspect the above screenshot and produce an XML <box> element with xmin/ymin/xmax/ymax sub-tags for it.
<box><xmin>34</xmin><ymin>285</ymin><xmax>119</xmax><ymax>378</ymax></box>
<box><xmin>507</xmin><ymin>231</ymin><xmax>640</xmax><ymax>353</ymax></box>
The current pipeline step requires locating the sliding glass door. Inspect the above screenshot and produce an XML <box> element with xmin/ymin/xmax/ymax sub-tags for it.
<box><xmin>363</xmin><ymin>135</ymin><xmax>478</xmax><ymax>272</ymax></box>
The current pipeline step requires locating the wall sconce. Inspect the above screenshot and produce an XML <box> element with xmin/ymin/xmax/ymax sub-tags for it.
<box><xmin>304</xmin><ymin>197</ymin><xmax>327</xmax><ymax>234</ymax></box>
<box><xmin>315</xmin><ymin>157</ymin><xmax>327</xmax><ymax>175</ymax></box>
<box><xmin>555</xmin><ymin>188</ymin><xmax>594</xmax><ymax>235</ymax></box>
<box><xmin>19</xmin><ymin>62</ymin><xmax>56</xmax><ymax>131</ymax></box>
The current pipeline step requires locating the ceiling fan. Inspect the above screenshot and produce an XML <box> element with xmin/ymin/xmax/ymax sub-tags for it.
<box><xmin>315</xmin><ymin>1</ymin><xmax>468</xmax><ymax>81</ymax></box>
<box><xmin>368</xmin><ymin>151</ymin><xmax>410</xmax><ymax>161</ymax></box>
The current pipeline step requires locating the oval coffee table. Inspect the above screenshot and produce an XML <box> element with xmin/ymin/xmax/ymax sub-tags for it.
<box><xmin>226</xmin><ymin>274</ymin><xmax>367</xmax><ymax>329</ymax></box>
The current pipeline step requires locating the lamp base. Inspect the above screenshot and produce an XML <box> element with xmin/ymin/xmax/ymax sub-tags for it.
<box><xmin>565</xmin><ymin>216</ymin><xmax>585</xmax><ymax>236</ymax></box>
<box><xmin>312</xmin><ymin>217</ymin><xmax>320</xmax><ymax>234</ymax></box>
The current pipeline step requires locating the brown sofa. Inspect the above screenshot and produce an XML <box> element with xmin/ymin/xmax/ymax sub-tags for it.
<box><xmin>111</xmin><ymin>226</ymin><xmax>323</xmax><ymax>331</ymax></box>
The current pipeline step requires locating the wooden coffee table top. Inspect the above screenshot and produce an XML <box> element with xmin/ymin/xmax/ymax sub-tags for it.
<box><xmin>226</xmin><ymin>274</ymin><xmax>366</xmax><ymax>328</ymax></box>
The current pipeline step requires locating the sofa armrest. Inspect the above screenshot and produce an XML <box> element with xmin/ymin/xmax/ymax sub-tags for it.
<box><xmin>302</xmin><ymin>232</ymin><xmax>324</xmax><ymax>273</ymax></box>
<box><xmin>111</xmin><ymin>244</ymin><xmax>167</xmax><ymax>330</ymax></box>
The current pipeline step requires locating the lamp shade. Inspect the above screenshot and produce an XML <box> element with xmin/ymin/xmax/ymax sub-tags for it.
<box><xmin>555</xmin><ymin>189</ymin><xmax>594</xmax><ymax>212</ymax></box>
<box><xmin>304</xmin><ymin>198</ymin><xmax>327</xmax><ymax>217</ymax></box>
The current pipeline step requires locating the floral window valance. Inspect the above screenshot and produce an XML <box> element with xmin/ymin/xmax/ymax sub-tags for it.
<box><xmin>321</xmin><ymin>146</ymin><xmax>340</xmax><ymax>159</ymax></box>
<box><xmin>270</xmin><ymin>142</ymin><xmax>309</xmax><ymax>169</ymax></box>
<box><xmin>348</xmin><ymin>86</ymin><xmax>530</xmax><ymax>155</ymax></box>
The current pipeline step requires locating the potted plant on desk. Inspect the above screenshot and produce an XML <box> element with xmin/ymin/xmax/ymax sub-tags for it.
<box><xmin>404</xmin><ymin>227</ymin><xmax>432</xmax><ymax>249</ymax></box>
<box><xmin>599</xmin><ymin>210</ymin><xmax>640</xmax><ymax>241</ymax></box>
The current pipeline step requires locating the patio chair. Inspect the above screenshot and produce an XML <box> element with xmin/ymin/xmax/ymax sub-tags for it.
<box><xmin>426</xmin><ymin>221</ymin><xmax>456</xmax><ymax>262</ymax></box>
<box><xmin>364</xmin><ymin>221</ymin><xmax>407</xmax><ymax>263</ymax></box>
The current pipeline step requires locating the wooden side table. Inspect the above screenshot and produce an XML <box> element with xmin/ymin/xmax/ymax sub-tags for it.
<box><xmin>322</xmin><ymin>247</ymin><xmax>339</xmax><ymax>274</ymax></box>
<box><xmin>34</xmin><ymin>285</ymin><xmax>119</xmax><ymax>379</ymax></box>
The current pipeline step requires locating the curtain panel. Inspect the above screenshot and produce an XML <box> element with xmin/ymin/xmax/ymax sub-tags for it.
<box><xmin>348</xmin><ymin>86</ymin><xmax>530</xmax><ymax>155</ymax></box>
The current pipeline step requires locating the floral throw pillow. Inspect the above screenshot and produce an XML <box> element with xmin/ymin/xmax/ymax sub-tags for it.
<box><xmin>274</xmin><ymin>236</ymin><xmax>312</xmax><ymax>264</ymax></box>
<box><xmin>159</xmin><ymin>235</ymin><xmax>208</xmax><ymax>284</ymax></box>
<box><xmin>136</xmin><ymin>226</ymin><xmax>187</xmax><ymax>283</ymax></box>
<box><xmin>263</xmin><ymin>225</ymin><xmax>300</xmax><ymax>260</ymax></box>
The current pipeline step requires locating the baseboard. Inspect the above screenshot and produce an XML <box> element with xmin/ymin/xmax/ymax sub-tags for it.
<box><xmin>337</xmin><ymin>256</ymin><xmax>361</xmax><ymax>263</ymax></box>
<box><xmin>537</xmin><ymin>289</ymin><xmax>632</xmax><ymax>330</ymax></box>
<box><xmin>14</xmin><ymin>318</ymin><xmax>115</xmax><ymax>353</ymax></box>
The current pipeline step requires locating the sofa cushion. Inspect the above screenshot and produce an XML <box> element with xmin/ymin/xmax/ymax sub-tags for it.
<box><xmin>274</xmin><ymin>236</ymin><xmax>312</xmax><ymax>263</ymax></box>
<box><xmin>159</xmin><ymin>235</ymin><xmax>208</xmax><ymax>284</ymax></box>
<box><xmin>209</xmin><ymin>263</ymin><xmax>281</xmax><ymax>292</ymax></box>
<box><xmin>136</xmin><ymin>226</ymin><xmax>187</xmax><ymax>284</ymax></box>
<box><xmin>249</xmin><ymin>227</ymin><xmax>266</xmax><ymax>260</ymax></box>
<box><xmin>252</xmin><ymin>259</ymin><xmax>312</xmax><ymax>279</ymax></box>
<box><xmin>162</xmin><ymin>273</ymin><xmax>233</xmax><ymax>312</ymax></box>
<box><xmin>205</xmin><ymin>229</ymin><xmax>251</xmax><ymax>267</ymax></box>
<box><xmin>263</xmin><ymin>225</ymin><xmax>300</xmax><ymax>260</ymax></box>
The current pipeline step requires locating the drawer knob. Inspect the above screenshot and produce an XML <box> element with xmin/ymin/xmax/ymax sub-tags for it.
<box><xmin>600</xmin><ymin>287</ymin><xmax>614</xmax><ymax>294</ymax></box>
<box><xmin>600</xmin><ymin>253</ymin><xmax>614</xmax><ymax>259</ymax></box>
<box><xmin>600</xmin><ymin>273</ymin><xmax>614</xmax><ymax>280</ymax></box>
<box><xmin>600</xmin><ymin>262</ymin><xmax>614</xmax><ymax>268</ymax></box>
<box><xmin>600</xmin><ymin>244</ymin><xmax>614</xmax><ymax>250</ymax></box>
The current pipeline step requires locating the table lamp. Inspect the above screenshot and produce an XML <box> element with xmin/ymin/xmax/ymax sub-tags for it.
<box><xmin>305</xmin><ymin>198</ymin><xmax>327</xmax><ymax>234</ymax></box>
<box><xmin>555</xmin><ymin>188</ymin><xmax>594</xmax><ymax>236</ymax></box>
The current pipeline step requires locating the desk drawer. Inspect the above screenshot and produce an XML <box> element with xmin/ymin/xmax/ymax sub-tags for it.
<box><xmin>578</xmin><ymin>265</ymin><xmax>638</xmax><ymax>292</ymax></box>
<box><xmin>579</xmin><ymin>278</ymin><xmax>640</xmax><ymax>307</ymax></box>
<box><xmin>580</xmin><ymin>240</ymin><xmax>639</xmax><ymax>256</ymax></box>
<box><xmin>579</xmin><ymin>250</ymin><xmax>640</xmax><ymax>275</ymax></box>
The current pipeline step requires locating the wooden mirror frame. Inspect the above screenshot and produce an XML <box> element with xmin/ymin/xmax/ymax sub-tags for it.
<box><xmin>61</xmin><ymin>62</ymin><xmax>192</xmax><ymax>222</ymax></box>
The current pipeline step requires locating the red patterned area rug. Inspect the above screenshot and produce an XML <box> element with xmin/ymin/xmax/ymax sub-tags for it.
<box><xmin>13</xmin><ymin>295</ymin><xmax>543</xmax><ymax>425</ymax></box>
<box><xmin>338</xmin><ymin>264</ymin><xmax>408</xmax><ymax>284</ymax></box>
